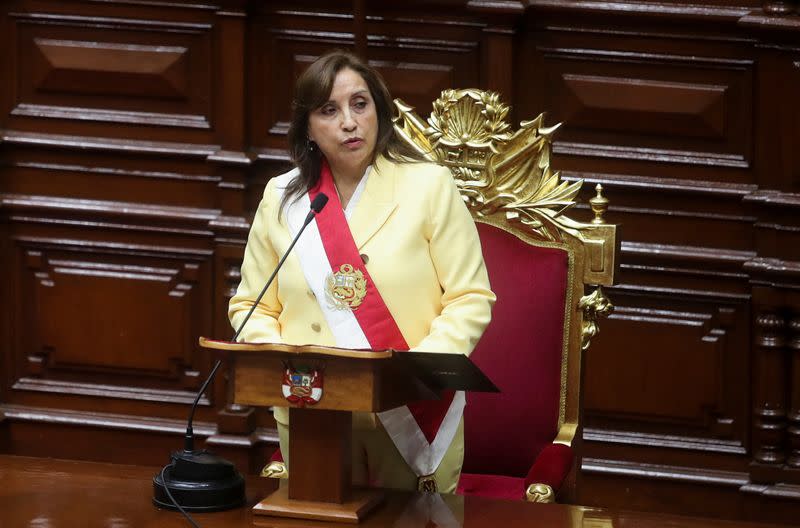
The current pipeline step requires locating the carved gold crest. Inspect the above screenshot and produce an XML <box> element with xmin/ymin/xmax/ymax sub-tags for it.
<box><xmin>392</xmin><ymin>88</ymin><xmax>618</xmax><ymax>349</ymax></box>
<box><xmin>325</xmin><ymin>264</ymin><xmax>367</xmax><ymax>310</ymax></box>
<box><xmin>393</xmin><ymin>89</ymin><xmax>583</xmax><ymax>242</ymax></box>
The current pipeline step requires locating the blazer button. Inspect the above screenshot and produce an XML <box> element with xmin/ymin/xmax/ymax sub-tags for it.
<box><xmin>311</xmin><ymin>323</ymin><xmax>321</xmax><ymax>332</ymax></box>
<box><xmin>360</xmin><ymin>253</ymin><xmax>369</xmax><ymax>264</ymax></box>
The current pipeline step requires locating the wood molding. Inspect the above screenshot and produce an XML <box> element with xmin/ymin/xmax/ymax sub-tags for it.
<box><xmin>745</xmin><ymin>258</ymin><xmax>800</xmax><ymax>279</ymax></box>
<box><xmin>622</xmin><ymin>241</ymin><xmax>756</xmax><ymax>267</ymax></box>
<box><xmin>554</xmin><ymin>142</ymin><xmax>750</xmax><ymax>169</ymax></box>
<box><xmin>1</xmin><ymin>130</ymin><xmax>218</xmax><ymax>158</ymax></box>
<box><xmin>582</xmin><ymin>457</ymin><xmax>749</xmax><ymax>487</ymax></box>
<box><xmin>10</xmin><ymin>378</ymin><xmax>209</xmax><ymax>406</ymax></box>
<box><xmin>741</xmin><ymin>482</ymin><xmax>800</xmax><ymax>499</ymax></box>
<box><xmin>467</xmin><ymin>0</ymin><xmax>525</xmax><ymax>14</ymax></box>
<box><xmin>584</xmin><ymin>428</ymin><xmax>747</xmax><ymax>455</ymax></box>
<box><xmin>527</xmin><ymin>1</ymin><xmax>753</xmax><ymax>21</ymax></box>
<box><xmin>744</xmin><ymin>190</ymin><xmax>800</xmax><ymax>208</ymax></box>
<box><xmin>11</xmin><ymin>105</ymin><xmax>211</xmax><ymax>129</ymax></box>
<box><xmin>739</xmin><ymin>10</ymin><xmax>800</xmax><ymax>32</ymax></box>
<box><xmin>0</xmin><ymin>403</ymin><xmax>215</xmax><ymax>435</ymax></box>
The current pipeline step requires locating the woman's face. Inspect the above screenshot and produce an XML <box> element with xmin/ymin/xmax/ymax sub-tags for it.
<box><xmin>307</xmin><ymin>67</ymin><xmax>379</xmax><ymax>178</ymax></box>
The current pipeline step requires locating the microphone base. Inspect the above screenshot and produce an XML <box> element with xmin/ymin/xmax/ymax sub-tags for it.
<box><xmin>152</xmin><ymin>449</ymin><xmax>246</xmax><ymax>512</ymax></box>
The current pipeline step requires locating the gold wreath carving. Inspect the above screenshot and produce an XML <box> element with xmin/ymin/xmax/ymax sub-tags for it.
<box><xmin>393</xmin><ymin>89</ymin><xmax>586</xmax><ymax>242</ymax></box>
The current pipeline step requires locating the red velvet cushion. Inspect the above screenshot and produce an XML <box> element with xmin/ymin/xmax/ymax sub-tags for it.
<box><xmin>457</xmin><ymin>444</ymin><xmax>574</xmax><ymax>500</ymax></box>
<box><xmin>456</xmin><ymin>473</ymin><xmax>526</xmax><ymax>501</ymax></box>
<box><xmin>464</xmin><ymin>223</ymin><xmax>568</xmax><ymax>478</ymax></box>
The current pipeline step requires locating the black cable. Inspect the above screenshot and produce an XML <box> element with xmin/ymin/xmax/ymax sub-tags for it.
<box><xmin>161</xmin><ymin>464</ymin><xmax>201</xmax><ymax>528</ymax></box>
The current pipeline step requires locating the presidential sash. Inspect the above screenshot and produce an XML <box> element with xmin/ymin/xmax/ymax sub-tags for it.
<box><xmin>276</xmin><ymin>160</ymin><xmax>465</xmax><ymax>486</ymax></box>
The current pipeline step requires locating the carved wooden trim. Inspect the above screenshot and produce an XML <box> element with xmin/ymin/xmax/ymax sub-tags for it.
<box><xmin>563</xmin><ymin>172</ymin><xmax>757</xmax><ymax>198</ymax></box>
<box><xmin>609</xmin><ymin>283</ymin><xmax>751</xmax><ymax>302</ymax></box>
<box><xmin>745</xmin><ymin>258</ymin><xmax>800</xmax><ymax>280</ymax></box>
<box><xmin>527</xmin><ymin>1</ymin><xmax>752</xmax><ymax>21</ymax></box>
<box><xmin>1</xmin><ymin>130</ymin><xmax>218</xmax><ymax>158</ymax></box>
<box><xmin>12</xmin><ymin>160</ymin><xmax>221</xmax><ymax>184</ymax></box>
<box><xmin>584</xmin><ymin>428</ymin><xmax>747</xmax><ymax>455</ymax></box>
<box><xmin>744</xmin><ymin>189</ymin><xmax>800</xmax><ymax>207</ymax></box>
<box><xmin>11</xmin><ymin>105</ymin><xmax>211</xmax><ymax>129</ymax></box>
<box><xmin>789</xmin><ymin>315</ymin><xmax>800</xmax><ymax>468</ymax></box>
<box><xmin>740</xmin><ymin>482</ymin><xmax>800</xmax><ymax>499</ymax></box>
<box><xmin>622</xmin><ymin>242</ymin><xmax>756</xmax><ymax>267</ymax></box>
<box><xmin>1</xmin><ymin>194</ymin><xmax>222</xmax><ymax>237</ymax></box>
<box><xmin>12</xmin><ymin>377</ymin><xmax>210</xmax><ymax>406</ymax></box>
<box><xmin>582</xmin><ymin>457</ymin><xmax>749</xmax><ymax>487</ymax></box>
<box><xmin>762</xmin><ymin>1</ymin><xmax>796</xmax><ymax>15</ymax></box>
<box><xmin>0</xmin><ymin>403</ymin><xmax>215</xmax><ymax>435</ymax></box>
<box><xmin>554</xmin><ymin>141</ymin><xmax>749</xmax><ymax>169</ymax></box>
<box><xmin>466</xmin><ymin>0</ymin><xmax>525</xmax><ymax>14</ymax></box>
<box><xmin>752</xmin><ymin>309</ymin><xmax>788</xmax><ymax>465</ymax></box>
<box><xmin>738</xmin><ymin>12</ymin><xmax>800</xmax><ymax>31</ymax></box>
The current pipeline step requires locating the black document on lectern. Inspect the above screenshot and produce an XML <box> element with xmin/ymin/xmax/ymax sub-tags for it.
<box><xmin>392</xmin><ymin>352</ymin><xmax>500</xmax><ymax>393</ymax></box>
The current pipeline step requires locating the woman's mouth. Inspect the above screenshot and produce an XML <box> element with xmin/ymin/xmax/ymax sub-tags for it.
<box><xmin>343</xmin><ymin>137</ymin><xmax>364</xmax><ymax>149</ymax></box>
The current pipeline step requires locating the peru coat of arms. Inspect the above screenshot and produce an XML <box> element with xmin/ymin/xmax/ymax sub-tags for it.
<box><xmin>281</xmin><ymin>366</ymin><xmax>323</xmax><ymax>406</ymax></box>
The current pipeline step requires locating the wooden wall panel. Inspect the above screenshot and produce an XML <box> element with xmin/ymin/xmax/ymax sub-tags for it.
<box><xmin>250</xmin><ymin>3</ymin><xmax>484</xmax><ymax>153</ymax></box>
<box><xmin>6</xmin><ymin>4</ymin><xmax>216</xmax><ymax>143</ymax></box>
<box><xmin>2</xmin><ymin>0</ymin><xmax>800</xmax><ymax>524</ymax></box>
<box><xmin>517</xmin><ymin>2</ymin><xmax>800</xmax><ymax>522</ymax></box>
<box><xmin>541</xmin><ymin>51</ymin><xmax>752</xmax><ymax>168</ymax></box>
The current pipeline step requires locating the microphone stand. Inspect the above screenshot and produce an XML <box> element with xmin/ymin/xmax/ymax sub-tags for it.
<box><xmin>152</xmin><ymin>195</ymin><xmax>328</xmax><ymax>521</ymax></box>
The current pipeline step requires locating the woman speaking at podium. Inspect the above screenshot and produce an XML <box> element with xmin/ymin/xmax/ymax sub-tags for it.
<box><xmin>228</xmin><ymin>51</ymin><xmax>495</xmax><ymax>493</ymax></box>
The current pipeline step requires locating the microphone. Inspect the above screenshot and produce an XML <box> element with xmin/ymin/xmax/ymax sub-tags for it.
<box><xmin>153</xmin><ymin>193</ymin><xmax>329</xmax><ymax>520</ymax></box>
<box><xmin>309</xmin><ymin>193</ymin><xmax>329</xmax><ymax>215</ymax></box>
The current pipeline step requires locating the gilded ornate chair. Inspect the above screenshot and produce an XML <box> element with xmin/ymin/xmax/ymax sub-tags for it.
<box><xmin>263</xmin><ymin>89</ymin><xmax>618</xmax><ymax>503</ymax></box>
<box><xmin>393</xmin><ymin>89</ymin><xmax>618</xmax><ymax>503</ymax></box>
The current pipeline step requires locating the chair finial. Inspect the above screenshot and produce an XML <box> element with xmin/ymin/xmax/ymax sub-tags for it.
<box><xmin>590</xmin><ymin>184</ymin><xmax>609</xmax><ymax>225</ymax></box>
<box><xmin>525</xmin><ymin>483</ymin><xmax>555</xmax><ymax>503</ymax></box>
<box><xmin>261</xmin><ymin>461</ymin><xmax>288</xmax><ymax>479</ymax></box>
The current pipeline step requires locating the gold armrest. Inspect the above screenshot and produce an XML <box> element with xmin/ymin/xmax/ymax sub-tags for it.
<box><xmin>260</xmin><ymin>461</ymin><xmax>288</xmax><ymax>479</ymax></box>
<box><xmin>525</xmin><ymin>483</ymin><xmax>555</xmax><ymax>503</ymax></box>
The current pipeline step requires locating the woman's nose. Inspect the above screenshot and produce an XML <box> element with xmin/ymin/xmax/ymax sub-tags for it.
<box><xmin>340</xmin><ymin>110</ymin><xmax>356</xmax><ymax>130</ymax></box>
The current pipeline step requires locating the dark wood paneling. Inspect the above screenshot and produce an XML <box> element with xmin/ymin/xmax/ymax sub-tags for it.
<box><xmin>7</xmin><ymin>4</ymin><xmax>216</xmax><ymax>142</ymax></box>
<box><xmin>585</xmin><ymin>297</ymin><xmax>747</xmax><ymax>437</ymax></box>
<box><xmin>517</xmin><ymin>2</ymin><xmax>800</xmax><ymax>523</ymax></box>
<box><xmin>2</xmin><ymin>0</ymin><xmax>800</xmax><ymax>524</ymax></box>
<box><xmin>250</xmin><ymin>4</ymin><xmax>484</xmax><ymax>151</ymax></box>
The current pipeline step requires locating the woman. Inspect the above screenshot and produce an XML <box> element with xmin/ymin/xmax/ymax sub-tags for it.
<box><xmin>228</xmin><ymin>51</ymin><xmax>495</xmax><ymax>493</ymax></box>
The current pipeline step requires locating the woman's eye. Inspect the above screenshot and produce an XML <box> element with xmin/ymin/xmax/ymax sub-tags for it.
<box><xmin>320</xmin><ymin>105</ymin><xmax>336</xmax><ymax>116</ymax></box>
<box><xmin>353</xmin><ymin>100</ymin><xmax>367</xmax><ymax>110</ymax></box>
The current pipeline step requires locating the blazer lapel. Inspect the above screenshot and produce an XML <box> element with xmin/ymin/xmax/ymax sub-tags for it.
<box><xmin>349</xmin><ymin>155</ymin><xmax>398</xmax><ymax>250</ymax></box>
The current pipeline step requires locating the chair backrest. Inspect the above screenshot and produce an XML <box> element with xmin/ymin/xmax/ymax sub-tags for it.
<box><xmin>393</xmin><ymin>89</ymin><xmax>618</xmax><ymax>494</ymax></box>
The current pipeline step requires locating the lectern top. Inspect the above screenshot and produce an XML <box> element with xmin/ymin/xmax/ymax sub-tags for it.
<box><xmin>198</xmin><ymin>337</ymin><xmax>393</xmax><ymax>360</ymax></box>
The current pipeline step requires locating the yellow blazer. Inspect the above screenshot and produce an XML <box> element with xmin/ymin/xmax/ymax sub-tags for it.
<box><xmin>229</xmin><ymin>155</ymin><xmax>495</xmax><ymax>425</ymax></box>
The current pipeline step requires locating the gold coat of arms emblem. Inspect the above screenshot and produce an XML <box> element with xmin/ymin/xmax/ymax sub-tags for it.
<box><xmin>325</xmin><ymin>263</ymin><xmax>367</xmax><ymax>310</ymax></box>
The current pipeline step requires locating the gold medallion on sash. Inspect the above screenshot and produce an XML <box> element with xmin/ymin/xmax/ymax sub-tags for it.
<box><xmin>325</xmin><ymin>263</ymin><xmax>367</xmax><ymax>310</ymax></box>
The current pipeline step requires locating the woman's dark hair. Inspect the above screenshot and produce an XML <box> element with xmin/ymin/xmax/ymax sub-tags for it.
<box><xmin>282</xmin><ymin>50</ymin><xmax>423</xmax><ymax>210</ymax></box>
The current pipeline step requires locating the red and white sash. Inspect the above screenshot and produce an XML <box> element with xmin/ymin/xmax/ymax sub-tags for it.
<box><xmin>275</xmin><ymin>160</ymin><xmax>465</xmax><ymax>479</ymax></box>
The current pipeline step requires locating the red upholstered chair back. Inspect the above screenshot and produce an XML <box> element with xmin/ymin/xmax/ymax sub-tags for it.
<box><xmin>463</xmin><ymin>223</ymin><xmax>569</xmax><ymax>478</ymax></box>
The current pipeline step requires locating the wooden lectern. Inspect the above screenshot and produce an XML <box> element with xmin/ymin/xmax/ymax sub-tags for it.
<box><xmin>199</xmin><ymin>337</ymin><xmax>496</xmax><ymax>524</ymax></box>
